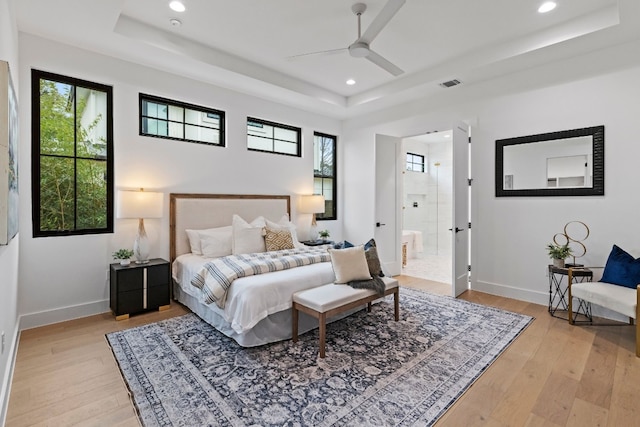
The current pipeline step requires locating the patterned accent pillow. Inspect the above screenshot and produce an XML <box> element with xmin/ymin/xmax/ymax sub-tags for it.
<box><xmin>265</xmin><ymin>214</ymin><xmax>304</xmax><ymax>248</ymax></box>
<box><xmin>264</xmin><ymin>227</ymin><xmax>295</xmax><ymax>251</ymax></box>
<box><xmin>365</xmin><ymin>245</ymin><xmax>385</xmax><ymax>277</ymax></box>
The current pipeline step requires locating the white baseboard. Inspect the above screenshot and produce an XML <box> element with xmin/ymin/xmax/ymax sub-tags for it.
<box><xmin>19</xmin><ymin>299</ymin><xmax>110</xmax><ymax>331</ymax></box>
<box><xmin>473</xmin><ymin>280</ymin><xmax>548</xmax><ymax>306</ymax></box>
<box><xmin>0</xmin><ymin>322</ymin><xmax>20</xmax><ymax>427</ymax></box>
<box><xmin>473</xmin><ymin>280</ymin><xmax>629</xmax><ymax>323</ymax></box>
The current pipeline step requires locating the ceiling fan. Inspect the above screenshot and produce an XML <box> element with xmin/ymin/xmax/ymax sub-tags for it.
<box><xmin>290</xmin><ymin>0</ymin><xmax>406</xmax><ymax>76</ymax></box>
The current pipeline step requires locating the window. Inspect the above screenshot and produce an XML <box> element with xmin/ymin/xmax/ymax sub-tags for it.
<box><xmin>247</xmin><ymin>117</ymin><xmax>301</xmax><ymax>157</ymax></box>
<box><xmin>140</xmin><ymin>93</ymin><xmax>225</xmax><ymax>146</ymax></box>
<box><xmin>406</xmin><ymin>152</ymin><xmax>425</xmax><ymax>172</ymax></box>
<box><xmin>314</xmin><ymin>132</ymin><xmax>337</xmax><ymax>220</ymax></box>
<box><xmin>31</xmin><ymin>70</ymin><xmax>113</xmax><ymax>236</ymax></box>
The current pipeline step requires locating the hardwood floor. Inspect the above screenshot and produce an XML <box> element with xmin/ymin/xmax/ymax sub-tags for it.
<box><xmin>5</xmin><ymin>276</ymin><xmax>639</xmax><ymax>426</ymax></box>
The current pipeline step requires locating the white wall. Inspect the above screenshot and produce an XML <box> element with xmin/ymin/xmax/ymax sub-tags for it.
<box><xmin>0</xmin><ymin>0</ymin><xmax>20</xmax><ymax>422</ymax></box>
<box><xmin>17</xmin><ymin>34</ymin><xmax>341</xmax><ymax>328</ymax></box>
<box><xmin>343</xmin><ymin>56</ymin><xmax>640</xmax><ymax>320</ymax></box>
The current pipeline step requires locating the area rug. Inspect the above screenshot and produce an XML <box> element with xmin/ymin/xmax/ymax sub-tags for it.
<box><xmin>106</xmin><ymin>288</ymin><xmax>532</xmax><ymax>426</ymax></box>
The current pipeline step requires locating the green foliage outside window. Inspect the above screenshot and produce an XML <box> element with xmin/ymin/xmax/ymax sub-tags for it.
<box><xmin>313</xmin><ymin>132</ymin><xmax>336</xmax><ymax>220</ymax></box>
<box><xmin>33</xmin><ymin>71</ymin><xmax>113</xmax><ymax>236</ymax></box>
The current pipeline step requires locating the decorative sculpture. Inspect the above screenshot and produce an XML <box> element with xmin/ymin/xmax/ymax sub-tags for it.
<box><xmin>553</xmin><ymin>221</ymin><xmax>589</xmax><ymax>266</ymax></box>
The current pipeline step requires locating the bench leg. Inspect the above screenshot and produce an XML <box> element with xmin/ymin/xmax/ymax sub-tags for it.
<box><xmin>292</xmin><ymin>305</ymin><xmax>299</xmax><ymax>343</ymax></box>
<box><xmin>319</xmin><ymin>312</ymin><xmax>326</xmax><ymax>358</ymax></box>
<box><xmin>367</xmin><ymin>302</ymin><xmax>372</xmax><ymax>312</ymax></box>
<box><xmin>394</xmin><ymin>288</ymin><xmax>399</xmax><ymax>321</ymax></box>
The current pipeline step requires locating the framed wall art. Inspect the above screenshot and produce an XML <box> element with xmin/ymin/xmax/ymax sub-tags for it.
<box><xmin>0</xmin><ymin>60</ymin><xmax>18</xmax><ymax>245</ymax></box>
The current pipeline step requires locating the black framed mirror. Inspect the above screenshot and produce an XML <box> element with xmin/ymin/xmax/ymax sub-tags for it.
<box><xmin>495</xmin><ymin>125</ymin><xmax>604</xmax><ymax>197</ymax></box>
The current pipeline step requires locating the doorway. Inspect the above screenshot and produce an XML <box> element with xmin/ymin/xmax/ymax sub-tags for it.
<box><xmin>401</xmin><ymin>130</ymin><xmax>453</xmax><ymax>289</ymax></box>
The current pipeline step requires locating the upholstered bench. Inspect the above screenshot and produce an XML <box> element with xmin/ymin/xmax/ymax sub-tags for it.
<box><xmin>568</xmin><ymin>270</ymin><xmax>640</xmax><ymax>357</ymax></box>
<box><xmin>292</xmin><ymin>277</ymin><xmax>399</xmax><ymax>358</ymax></box>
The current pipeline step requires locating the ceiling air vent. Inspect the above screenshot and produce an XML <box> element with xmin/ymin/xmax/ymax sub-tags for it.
<box><xmin>439</xmin><ymin>79</ymin><xmax>462</xmax><ymax>88</ymax></box>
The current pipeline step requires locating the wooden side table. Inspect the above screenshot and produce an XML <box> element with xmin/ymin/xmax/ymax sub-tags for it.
<box><xmin>110</xmin><ymin>258</ymin><xmax>170</xmax><ymax>320</ymax></box>
<box><xmin>548</xmin><ymin>265</ymin><xmax>592</xmax><ymax>322</ymax></box>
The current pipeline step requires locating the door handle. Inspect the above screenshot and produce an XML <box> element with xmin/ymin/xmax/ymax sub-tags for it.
<box><xmin>376</xmin><ymin>222</ymin><xmax>386</xmax><ymax>227</ymax></box>
<box><xmin>448</xmin><ymin>227</ymin><xmax>464</xmax><ymax>233</ymax></box>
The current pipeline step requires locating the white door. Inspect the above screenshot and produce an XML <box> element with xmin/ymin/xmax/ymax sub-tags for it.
<box><xmin>374</xmin><ymin>134</ymin><xmax>402</xmax><ymax>276</ymax></box>
<box><xmin>452</xmin><ymin>122</ymin><xmax>470</xmax><ymax>297</ymax></box>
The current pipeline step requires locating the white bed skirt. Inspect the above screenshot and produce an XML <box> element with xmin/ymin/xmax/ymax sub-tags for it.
<box><xmin>173</xmin><ymin>282</ymin><xmax>362</xmax><ymax>347</ymax></box>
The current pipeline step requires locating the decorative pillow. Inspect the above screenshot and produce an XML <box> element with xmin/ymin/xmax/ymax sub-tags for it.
<box><xmin>333</xmin><ymin>240</ymin><xmax>354</xmax><ymax>249</ymax></box>
<box><xmin>601</xmin><ymin>244</ymin><xmax>640</xmax><ymax>289</ymax></box>
<box><xmin>365</xmin><ymin>245</ymin><xmax>385</xmax><ymax>277</ymax></box>
<box><xmin>363</xmin><ymin>238</ymin><xmax>376</xmax><ymax>250</ymax></box>
<box><xmin>328</xmin><ymin>246</ymin><xmax>372</xmax><ymax>284</ymax></box>
<box><xmin>232</xmin><ymin>214</ymin><xmax>266</xmax><ymax>255</ymax></box>
<box><xmin>200</xmin><ymin>228</ymin><xmax>233</xmax><ymax>258</ymax></box>
<box><xmin>264</xmin><ymin>227</ymin><xmax>295</xmax><ymax>251</ymax></box>
<box><xmin>265</xmin><ymin>214</ymin><xmax>303</xmax><ymax>248</ymax></box>
<box><xmin>186</xmin><ymin>226</ymin><xmax>232</xmax><ymax>255</ymax></box>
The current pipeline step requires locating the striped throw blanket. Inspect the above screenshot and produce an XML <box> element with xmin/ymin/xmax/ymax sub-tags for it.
<box><xmin>191</xmin><ymin>247</ymin><xmax>331</xmax><ymax>308</ymax></box>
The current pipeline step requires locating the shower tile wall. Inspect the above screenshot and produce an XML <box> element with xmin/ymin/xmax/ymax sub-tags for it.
<box><xmin>403</xmin><ymin>139</ymin><xmax>453</xmax><ymax>256</ymax></box>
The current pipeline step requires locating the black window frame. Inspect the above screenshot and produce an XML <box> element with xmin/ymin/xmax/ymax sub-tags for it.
<box><xmin>247</xmin><ymin>117</ymin><xmax>301</xmax><ymax>157</ymax></box>
<box><xmin>314</xmin><ymin>131</ymin><xmax>337</xmax><ymax>221</ymax></box>
<box><xmin>406</xmin><ymin>152</ymin><xmax>425</xmax><ymax>172</ymax></box>
<box><xmin>31</xmin><ymin>69</ymin><xmax>114</xmax><ymax>237</ymax></box>
<box><xmin>139</xmin><ymin>93</ymin><xmax>226</xmax><ymax>147</ymax></box>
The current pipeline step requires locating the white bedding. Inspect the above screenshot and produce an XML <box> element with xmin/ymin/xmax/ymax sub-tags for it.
<box><xmin>172</xmin><ymin>253</ymin><xmax>336</xmax><ymax>335</ymax></box>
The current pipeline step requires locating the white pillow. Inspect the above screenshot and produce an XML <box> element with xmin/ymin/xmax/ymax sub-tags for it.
<box><xmin>200</xmin><ymin>228</ymin><xmax>233</xmax><ymax>258</ymax></box>
<box><xmin>265</xmin><ymin>214</ymin><xmax>303</xmax><ymax>248</ymax></box>
<box><xmin>186</xmin><ymin>226</ymin><xmax>232</xmax><ymax>255</ymax></box>
<box><xmin>232</xmin><ymin>214</ymin><xmax>266</xmax><ymax>255</ymax></box>
<box><xmin>328</xmin><ymin>246</ymin><xmax>372</xmax><ymax>284</ymax></box>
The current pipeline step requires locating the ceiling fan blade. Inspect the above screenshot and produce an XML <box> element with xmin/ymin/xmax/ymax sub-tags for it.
<box><xmin>359</xmin><ymin>0</ymin><xmax>406</xmax><ymax>45</ymax></box>
<box><xmin>365</xmin><ymin>49</ymin><xmax>404</xmax><ymax>76</ymax></box>
<box><xmin>287</xmin><ymin>48</ymin><xmax>347</xmax><ymax>60</ymax></box>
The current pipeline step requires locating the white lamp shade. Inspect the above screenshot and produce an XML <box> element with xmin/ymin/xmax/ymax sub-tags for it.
<box><xmin>117</xmin><ymin>190</ymin><xmax>164</xmax><ymax>219</ymax></box>
<box><xmin>300</xmin><ymin>194</ymin><xmax>325</xmax><ymax>214</ymax></box>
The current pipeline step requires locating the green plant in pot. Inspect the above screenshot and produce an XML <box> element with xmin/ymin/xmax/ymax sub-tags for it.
<box><xmin>113</xmin><ymin>249</ymin><xmax>134</xmax><ymax>266</ymax></box>
<box><xmin>318</xmin><ymin>229</ymin><xmax>330</xmax><ymax>240</ymax></box>
<box><xmin>546</xmin><ymin>243</ymin><xmax>572</xmax><ymax>268</ymax></box>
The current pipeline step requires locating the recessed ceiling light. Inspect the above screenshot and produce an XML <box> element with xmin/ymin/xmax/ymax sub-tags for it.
<box><xmin>538</xmin><ymin>1</ymin><xmax>556</xmax><ymax>13</ymax></box>
<box><xmin>170</xmin><ymin>18</ymin><xmax>182</xmax><ymax>27</ymax></box>
<box><xmin>346</xmin><ymin>79</ymin><xmax>356</xmax><ymax>85</ymax></box>
<box><xmin>169</xmin><ymin>1</ymin><xmax>186</xmax><ymax>12</ymax></box>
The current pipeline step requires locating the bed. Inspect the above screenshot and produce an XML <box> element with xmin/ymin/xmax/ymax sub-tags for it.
<box><xmin>170</xmin><ymin>193</ymin><xmax>338</xmax><ymax>347</ymax></box>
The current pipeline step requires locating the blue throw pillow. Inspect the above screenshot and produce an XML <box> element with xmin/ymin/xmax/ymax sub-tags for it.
<box><xmin>333</xmin><ymin>240</ymin><xmax>354</xmax><ymax>249</ymax></box>
<box><xmin>600</xmin><ymin>245</ymin><xmax>640</xmax><ymax>289</ymax></box>
<box><xmin>334</xmin><ymin>239</ymin><xmax>376</xmax><ymax>250</ymax></box>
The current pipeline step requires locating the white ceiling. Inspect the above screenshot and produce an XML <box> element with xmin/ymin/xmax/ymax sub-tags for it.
<box><xmin>14</xmin><ymin>0</ymin><xmax>640</xmax><ymax>119</ymax></box>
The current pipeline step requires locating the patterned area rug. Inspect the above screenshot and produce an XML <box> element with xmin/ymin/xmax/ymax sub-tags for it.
<box><xmin>107</xmin><ymin>288</ymin><xmax>532</xmax><ymax>426</ymax></box>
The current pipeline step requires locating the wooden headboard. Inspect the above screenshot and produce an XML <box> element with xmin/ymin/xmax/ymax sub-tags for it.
<box><xmin>169</xmin><ymin>193</ymin><xmax>291</xmax><ymax>262</ymax></box>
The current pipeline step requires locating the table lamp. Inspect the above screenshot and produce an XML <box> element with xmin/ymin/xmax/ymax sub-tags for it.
<box><xmin>300</xmin><ymin>194</ymin><xmax>325</xmax><ymax>241</ymax></box>
<box><xmin>117</xmin><ymin>189</ymin><xmax>163</xmax><ymax>264</ymax></box>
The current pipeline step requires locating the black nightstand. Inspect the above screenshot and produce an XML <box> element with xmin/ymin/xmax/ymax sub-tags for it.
<box><xmin>301</xmin><ymin>240</ymin><xmax>334</xmax><ymax>247</ymax></box>
<box><xmin>110</xmin><ymin>258</ymin><xmax>170</xmax><ymax>320</ymax></box>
